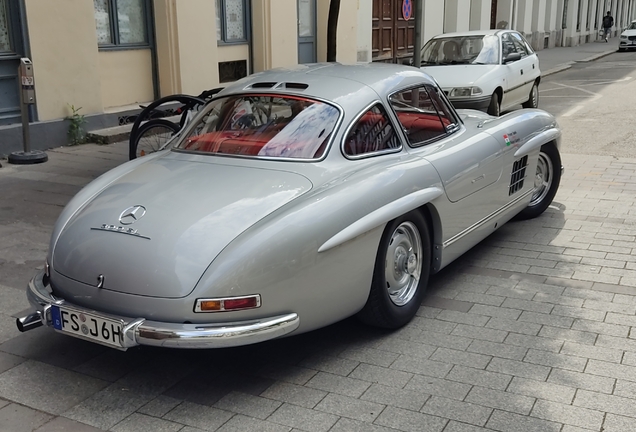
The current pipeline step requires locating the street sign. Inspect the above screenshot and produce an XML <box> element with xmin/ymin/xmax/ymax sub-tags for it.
<box><xmin>402</xmin><ymin>0</ymin><xmax>413</xmax><ymax>21</ymax></box>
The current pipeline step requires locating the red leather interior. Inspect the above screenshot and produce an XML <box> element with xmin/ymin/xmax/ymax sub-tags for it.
<box><xmin>184</xmin><ymin>131</ymin><xmax>276</xmax><ymax>155</ymax></box>
<box><xmin>395</xmin><ymin>112</ymin><xmax>449</xmax><ymax>131</ymax></box>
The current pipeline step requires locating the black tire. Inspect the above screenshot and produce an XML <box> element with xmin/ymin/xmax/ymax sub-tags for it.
<box><xmin>522</xmin><ymin>82</ymin><xmax>539</xmax><ymax>109</ymax></box>
<box><xmin>487</xmin><ymin>91</ymin><xmax>501</xmax><ymax>116</ymax></box>
<box><xmin>357</xmin><ymin>211</ymin><xmax>431</xmax><ymax>329</ymax></box>
<box><xmin>129</xmin><ymin>119</ymin><xmax>180</xmax><ymax>160</ymax></box>
<box><xmin>515</xmin><ymin>143</ymin><xmax>562</xmax><ymax>220</ymax></box>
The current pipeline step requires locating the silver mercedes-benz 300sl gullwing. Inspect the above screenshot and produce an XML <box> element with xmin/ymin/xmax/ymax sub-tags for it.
<box><xmin>17</xmin><ymin>63</ymin><xmax>562</xmax><ymax>350</ymax></box>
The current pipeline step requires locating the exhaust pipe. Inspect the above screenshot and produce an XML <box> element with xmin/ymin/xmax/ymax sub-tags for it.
<box><xmin>16</xmin><ymin>312</ymin><xmax>43</xmax><ymax>332</ymax></box>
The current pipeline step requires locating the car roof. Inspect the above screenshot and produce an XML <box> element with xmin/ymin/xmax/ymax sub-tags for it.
<box><xmin>218</xmin><ymin>63</ymin><xmax>439</xmax><ymax>110</ymax></box>
<box><xmin>430</xmin><ymin>29</ymin><xmax>510</xmax><ymax>38</ymax></box>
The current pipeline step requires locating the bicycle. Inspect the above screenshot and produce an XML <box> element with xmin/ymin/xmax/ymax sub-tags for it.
<box><xmin>128</xmin><ymin>88</ymin><xmax>223</xmax><ymax>160</ymax></box>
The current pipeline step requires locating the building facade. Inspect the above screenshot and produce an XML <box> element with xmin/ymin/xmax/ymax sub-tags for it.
<box><xmin>0</xmin><ymin>0</ymin><xmax>634</xmax><ymax>155</ymax></box>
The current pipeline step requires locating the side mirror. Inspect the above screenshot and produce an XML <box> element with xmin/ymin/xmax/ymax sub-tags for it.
<box><xmin>504</xmin><ymin>52</ymin><xmax>522</xmax><ymax>63</ymax></box>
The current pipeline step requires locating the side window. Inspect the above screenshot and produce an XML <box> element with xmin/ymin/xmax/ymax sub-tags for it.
<box><xmin>510</xmin><ymin>33</ymin><xmax>529</xmax><ymax>57</ymax></box>
<box><xmin>427</xmin><ymin>86</ymin><xmax>458</xmax><ymax>128</ymax></box>
<box><xmin>501</xmin><ymin>33</ymin><xmax>517</xmax><ymax>58</ymax></box>
<box><xmin>389</xmin><ymin>86</ymin><xmax>451</xmax><ymax>146</ymax></box>
<box><xmin>344</xmin><ymin>104</ymin><xmax>401</xmax><ymax>157</ymax></box>
<box><xmin>512</xmin><ymin>32</ymin><xmax>534</xmax><ymax>54</ymax></box>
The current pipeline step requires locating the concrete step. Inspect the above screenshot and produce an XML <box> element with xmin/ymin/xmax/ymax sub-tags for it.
<box><xmin>86</xmin><ymin>123</ymin><xmax>133</xmax><ymax>144</ymax></box>
<box><xmin>86</xmin><ymin>115</ymin><xmax>181</xmax><ymax>144</ymax></box>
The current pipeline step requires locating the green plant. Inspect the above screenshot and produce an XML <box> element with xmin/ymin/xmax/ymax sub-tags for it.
<box><xmin>66</xmin><ymin>104</ymin><xmax>87</xmax><ymax>145</ymax></box>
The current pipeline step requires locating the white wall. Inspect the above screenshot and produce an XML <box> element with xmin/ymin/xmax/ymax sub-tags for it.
<box><xmin>444</xmin><ymin>0</ymin><xmax>471</xmax><ymax>32</ymax></box>
<box><xmin>422</xmin><ymin>0</ymin><xmax>445</xmax><ymax>42</ymax></box>
<box><xmin>470</xmin><ymin>0</ymin><xmax>491</xmax><ymax>30</ymax></box>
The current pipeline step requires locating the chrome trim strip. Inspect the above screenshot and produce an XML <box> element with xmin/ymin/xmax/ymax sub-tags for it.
<box><xmin>319</xmin><ymin>187</ymin><xmax>444</xmax><ymax>253</ymax></box>
<box><xmin>90</xmin><ymin>227</ymin><xmax>151</xmax><ymax>240</ymax></box>
<box><xmin>23</xmin><ymin>270</ymin><xmax>300</xmax><ymax>350</ymax></box>
<box><xmin>443</xmin><ymin>189</ymin><xmax>533</xmax><ymax>249</ymax></box>
<box><xmin>503</xmin><ymin>77</ymin><xmax>538</xmax><ymax>94</ymax></box>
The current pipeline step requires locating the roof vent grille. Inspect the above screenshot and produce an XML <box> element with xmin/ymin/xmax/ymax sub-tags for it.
<box><xmin>249</xmin><ymin>82</ymin><xmax>277</xmax><ymax>89</ymax></box>
<box><xmin>276</xmin><ymin>82</ymin><xmax>309</xmax><ymax>90</ymax></box>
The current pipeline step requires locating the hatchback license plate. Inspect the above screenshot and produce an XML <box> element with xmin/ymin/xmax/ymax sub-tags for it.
<box><xmin>51</xmin><ymin>305</ymin><xmax>124</xmax><ymax>348</ymax></box>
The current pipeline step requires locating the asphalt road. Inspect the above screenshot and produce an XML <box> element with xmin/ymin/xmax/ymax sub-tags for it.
<box><xmin>539</xmin><ymin>50</ymin><xmax>636</xmax><ymax>117</ymax></box>
<box><xmin>537</xmin><ymin>50</ymin><xmax>636</xmax><ymax>157</ymax></box>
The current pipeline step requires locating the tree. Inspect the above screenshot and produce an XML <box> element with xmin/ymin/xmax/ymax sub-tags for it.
<box><xmin>327</xmin><ymin>0</ymin><xmax>341</xmax><ymax>62</ymax></box>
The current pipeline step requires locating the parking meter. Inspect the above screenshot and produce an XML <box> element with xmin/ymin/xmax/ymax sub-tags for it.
<box><xmin>8</xmin><ymin>57</ymin><xmax>48</xmax><ymax>164</ymax></box>
<box><xmin>19</xmin><ymin>58</ymin><xmax>36</xmax><ymax>105</ymax></box>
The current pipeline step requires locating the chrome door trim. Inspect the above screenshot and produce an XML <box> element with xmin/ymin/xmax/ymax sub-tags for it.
<box><xmin>443</xmin><ymin>189</ymin><xmax>533</xmax><ymax>249</ymax></box>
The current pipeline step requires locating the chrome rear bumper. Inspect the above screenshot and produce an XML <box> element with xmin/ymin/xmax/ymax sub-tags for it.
<box><xmin>18</xmin><ymin>270</ymin><xmax>300</xmax><ymax>350</ymax></box>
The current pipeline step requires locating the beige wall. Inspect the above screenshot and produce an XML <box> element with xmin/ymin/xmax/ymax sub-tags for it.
<box><xmin>317</xmin><ymin>0</ymin><xmax>358</xmax><ymax>63</ymax></box>
<box><xmin>252</xmin><ymin>0</ymin><xmax>298</xmax><ymax>72</ymax></box>
<box><xmin>154</xmin><ymin>0</ymin><xmax>220</xmax><ymax>96</ymax></box>
<box><xmin>99</xmin><ymin>50</ymin><xmax>154</xmax><ymax>109</ymax></box>
<box><xmin>24</xmin><ymin>0</ymin><xmax>103</xmax><ymax>121</ymax></box>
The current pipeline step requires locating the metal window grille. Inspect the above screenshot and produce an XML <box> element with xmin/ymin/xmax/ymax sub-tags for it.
<box><xmin>509</xmin><ymin>155</ymin><xmax>528</xmax><ymax>195</ymax></box>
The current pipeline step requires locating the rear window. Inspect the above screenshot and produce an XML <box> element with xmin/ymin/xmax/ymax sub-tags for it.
<box><xmin>176</xmin><ymin>94</ymin><xmax>340</xmax><ymax>159</ymax></box>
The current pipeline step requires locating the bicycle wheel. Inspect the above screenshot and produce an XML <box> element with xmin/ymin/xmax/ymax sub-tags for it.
<box><xmin>130</xmin><ymin>119</ymin><xmax>180</xmax><ymax>160</ymax></box>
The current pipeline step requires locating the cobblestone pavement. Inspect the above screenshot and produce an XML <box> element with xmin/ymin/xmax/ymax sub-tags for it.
<box><xmin>3</xmin><ymin>68</ymin><xmax>636</xmax><ymax>432</ymax></box>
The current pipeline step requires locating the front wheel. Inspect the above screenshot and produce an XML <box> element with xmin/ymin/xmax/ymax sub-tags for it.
<box><xmin>357</xmin><ymin>211</ymin><xmax>431</xmax><ymax>329</ymax></box>
<box><xmin>522</xmin><ymin>82</ymin><xmax>539</xmax><ymax>109</ymax></box>
<box><xmin>515</xmin><ymin>144</ymin><xmax>562</xmax><ymax>220</ymax></box>
<box><xmin>130</xmin><ymin>119</ymin><xmax>180</xmax><ymax>160</ymax></box>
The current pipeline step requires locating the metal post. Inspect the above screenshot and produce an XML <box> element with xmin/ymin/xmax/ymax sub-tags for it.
<box><xmin>8</xmin><ymin>57</ymin><xmax>47</xmax><ymax>164</ymax></box>
<box><xmin>413</xmin><ymin>0</ymin><xmax>423</xmax><ymax>68</ymax></box>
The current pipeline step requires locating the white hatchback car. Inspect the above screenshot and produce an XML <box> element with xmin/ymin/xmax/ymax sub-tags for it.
<box><xmin>618</xmin><ymin>20</ymin><xmax>636</xmax><ymax>51</ymax></box>
<box><xmin>419</xmin><ymin>30</ymin><xmax>541</xmax><ymax>116</ymax></box>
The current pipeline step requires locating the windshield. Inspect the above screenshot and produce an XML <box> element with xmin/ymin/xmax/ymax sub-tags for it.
<box><xmin>176</xmin><ymin>94</ymin><xmax>340</xmax><ymax>159</ymax></box>
<box><xmin>629</xmin><ymin>22</ymin><xmax>636</xmax><ymax>30</ymax></box>
<box><xmin>420</xmin><ymin>35</ymin><xmax>500</xmax><ymax>65</ymax></box>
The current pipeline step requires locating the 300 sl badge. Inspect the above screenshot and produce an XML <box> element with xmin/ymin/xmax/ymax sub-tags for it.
<box><xmin>91</xmin><ymin>224</ymin><xmax>150</xmax><ymax>240</ymax></box>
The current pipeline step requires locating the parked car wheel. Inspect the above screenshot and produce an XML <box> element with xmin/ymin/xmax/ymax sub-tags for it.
<box><xmin>515</xmin><ymin>143</ymin><xmax>561</xmax><ymax>220</ymax></box>
<box><xmin>522</xmin><ymin>82</ymin><xmax>539</xmax><ymax>109</ymax></box>
<box><xmin>487</xmin><ymin>92</ymin><xmax>501</xmax><ymax>116</ymax></box>
<box><xmin>357</xmin><ymin>211</ymin><xmax>431</xmax><ymax>329</ymax></box>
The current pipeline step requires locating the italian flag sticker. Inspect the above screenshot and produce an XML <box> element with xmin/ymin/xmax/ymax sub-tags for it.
<box><xmin>503</xmin><ymin>134</ymin><xmax>511</xmax><ymax>146</ymax></box>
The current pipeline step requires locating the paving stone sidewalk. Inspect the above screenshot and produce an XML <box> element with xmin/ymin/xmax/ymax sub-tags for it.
<box><xmin>2</xmin><ymin>137</ymin><xmax>636</xmax><ymax>431</ymax></box>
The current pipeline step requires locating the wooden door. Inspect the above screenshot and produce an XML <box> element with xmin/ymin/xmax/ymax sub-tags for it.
<box><xmin>372</xmin><ymin>0</ymin><xmax>414</xmax><ymax>63</ymax></box>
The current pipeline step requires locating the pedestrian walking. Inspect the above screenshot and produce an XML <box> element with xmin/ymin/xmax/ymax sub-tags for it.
<box><xmin>603</xmin><ymin>11</ymin><xmax>614</xmax><ymax>42</ymax></box>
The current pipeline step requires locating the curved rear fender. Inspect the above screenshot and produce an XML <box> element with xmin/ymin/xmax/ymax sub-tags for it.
<box><xmin>190</xmin><ymin>157</ymin><xmax>444</xmax><ymax>332</ymax></box>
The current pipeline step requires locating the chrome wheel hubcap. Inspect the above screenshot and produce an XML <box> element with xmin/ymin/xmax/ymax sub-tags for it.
<box><xmin>530</xmin><ymin>151</ymin><xmax>553</xmax><ymax>206</ymax></box>
<box><xmin>385</xmin><ymin>222</ymin><xmax>422</xmax><ymax>306</ymax></box>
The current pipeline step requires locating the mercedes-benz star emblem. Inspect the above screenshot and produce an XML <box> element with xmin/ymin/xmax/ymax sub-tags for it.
<box><xmin>119</xmin><ymin>205</ymin><xmax>146</xmax><ymax>225</ymax></box>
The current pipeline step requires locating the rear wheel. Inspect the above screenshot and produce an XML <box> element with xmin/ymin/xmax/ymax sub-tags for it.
<box><xmin>522</xmin><ymin>82</ymin><xmax>539</xmax><ymax>108</ymax></box>
<box><xmin>130</xmin><ymin>119</ymin><xmax>180</xmax><ymax>160</ymax></box>
<box><xmin>357</xmin><ymin>211</ymin><xmax>431</xmax><ymax>329</ymax></box>
<box><xmin>515</xmin><ymin>144</ymin><xmax>561</xmax><ymax>220</ymax></box>
<box><xmin>487</xmin><ymin>91</ymin><xmax>500</xmax><ymax>116</ymax></box>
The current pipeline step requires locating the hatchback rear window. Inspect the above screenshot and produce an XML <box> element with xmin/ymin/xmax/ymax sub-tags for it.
<box><xmin>176</xmin><ymin>94</ymin><xmax>340</xmax><ymax>159</ymax></box>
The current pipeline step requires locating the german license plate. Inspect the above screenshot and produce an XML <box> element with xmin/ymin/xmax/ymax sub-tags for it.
<box><xmin>51</xmin><ymin>305</ymin><xmax>124</xmax><ymax>349</ymax></box>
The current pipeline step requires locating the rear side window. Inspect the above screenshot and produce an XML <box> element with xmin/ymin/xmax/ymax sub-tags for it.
<box><xmin>343</xmin><ymin>104</ymin><xmax>401</xmax><ymax>157</ymax></box>
<box><xmin>389</xmin><ymin>86</ymin><xmax>452</xmax><ymax>146</ymax></box>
